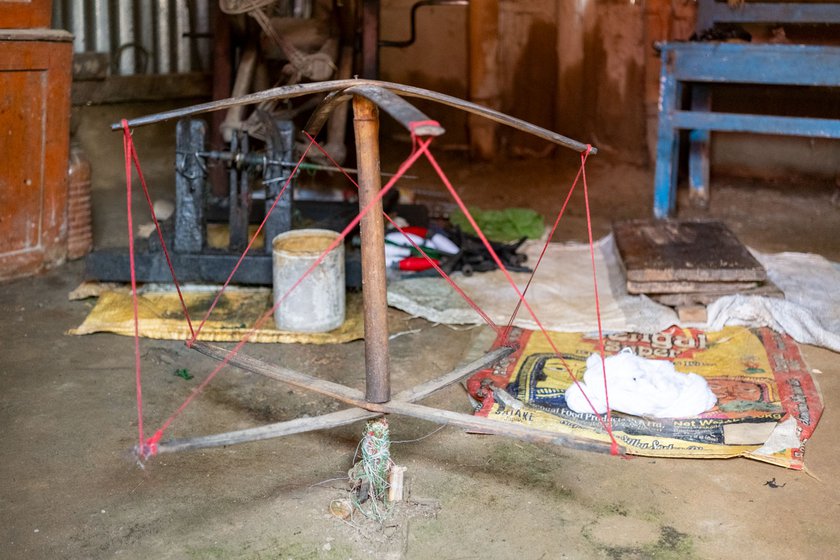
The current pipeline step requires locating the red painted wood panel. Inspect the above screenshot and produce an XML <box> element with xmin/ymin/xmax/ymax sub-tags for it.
<box><xmin>0</xmin><ymin>32</ymin><xmax>72</xmax><ymax>281</ymax></box>
<box><xmin>0</xmin><ymin>0</ymin><xmax>52</xmax><ymax>29</ymax></box>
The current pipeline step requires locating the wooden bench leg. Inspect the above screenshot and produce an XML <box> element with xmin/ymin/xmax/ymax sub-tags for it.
<box><xmin>653</xmin><ymin>59</ymin><xmax>682</xmax><ymax>219</ymax></box>
<box><xmin>688</xmin><ymin>84</ymin><xmax>711</xmax><ymax>209</ymax></box>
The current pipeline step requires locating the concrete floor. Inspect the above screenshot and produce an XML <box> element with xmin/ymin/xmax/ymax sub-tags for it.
<box><xmin>2</xmin><ymin>110</ymin><xmax>839</xmax><ymax>559</ymax></box>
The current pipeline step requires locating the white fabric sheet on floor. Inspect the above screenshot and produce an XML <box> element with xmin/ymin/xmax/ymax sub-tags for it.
<box><xmin>387</xmin><ymin>235</ymin><xmax>840</xmax><ymax>352</ymax></box>
<box><xmin>386</xmin><ymin>236</ymin><xmax>678</xmax><ymax>334</ymax></box>
<box><xmin>707</xmin><ymin>251</ymin><xmax>840</xmax><ymax>352</ymax></box>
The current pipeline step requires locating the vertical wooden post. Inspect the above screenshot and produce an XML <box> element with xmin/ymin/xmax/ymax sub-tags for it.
<box><xmin>556</xmin><ymin>0</ymin><xmax>586</xmax><ymax>145</ymax></box>
<box><xmin>468</xmin><ymin>0</ymin><xmax>500</xmax><ymax>160</ymax></box>
<box><xmin>652</xmin><ymin>49</ymin><xmax>683</xmax><ymax>219</ymax></box>
<box><xmin>353</xmin><ymin>95</ymin><xmax>391</xmax><ymax>403</ymax></box>
<box><xmin>688</xmin><ymin>84</ymin><xmax>711</xmax><ymax>209</ymax></box>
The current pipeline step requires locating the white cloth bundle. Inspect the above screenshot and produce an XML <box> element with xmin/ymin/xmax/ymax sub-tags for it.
<box><xmin>564</xmin><ymin>348</ymin><xmax>717</xmax><ymax>418</ymax></box>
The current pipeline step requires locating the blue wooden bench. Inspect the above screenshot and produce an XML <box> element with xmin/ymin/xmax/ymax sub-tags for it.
<box><xmin>652</xmin><ymin>1</ymin><xmax>840</xmax><ymax>218</ymax></box>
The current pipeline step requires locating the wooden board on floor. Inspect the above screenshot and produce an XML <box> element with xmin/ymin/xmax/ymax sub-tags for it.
<box><xmin>626</xmin><ymin>279</ymin><xmax>760</xmax><ymax>295</ymax></box>
<box><xmin>613</xmin><ymin>219</ymin><xmax>767</xmax><ymax>283</ymax></box>
<box><xmin>651</xmin><ymin>280</ymin><xmax>784</xmax><ymax>306</ymax></box>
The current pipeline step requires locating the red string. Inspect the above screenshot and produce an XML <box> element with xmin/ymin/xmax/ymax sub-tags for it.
<box><xmin>188</xmin><ymin>134</ymin><xmax>318</xmax><ymax>346</ymax></box>
<box><xmin>502</xmin><ymin>152</ymin><xmax>590</xmax><ymax>339</ymax></box>
<box><xmin>123</xmin><ymin>116</ymin><xmax>615</xmax><ymax>455</ymax></box>
<box><xmin>421</xmin><ymin>145</ymin><xmax>619</xmax><ymax>450</ymax></box>
<box><xmin>123</xmin><ymin>120</ymin><xmax>145</xmax><ymax>451</ymax></box>
<box><xmin>302</xmin><ymin>130</ymin><xmax>502</xmax><ymax>335</ymax></box>
<box><xmin>144</xmin><ymin>138</ymin><xmax>434</xmax><ymax>450</ymax></box>
<box><xmin>408</xmin><ymin>120</ymin><xmax>441</xmax><ymax>152</ymax></box>
<box><xmin>121</xmin><ymin>122</ymin><xmax>195</xmax><ymax>337</ymax></box>
<box><xmin>579</xmin><ymin>146</ymin><xmax>617</xmax><ymax>454</ymax></box>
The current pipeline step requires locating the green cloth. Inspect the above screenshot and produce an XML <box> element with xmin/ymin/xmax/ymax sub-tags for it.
<box><xmin>450</xmin><ymin>207</ymin><xmax>544</xmax><ymax>242</ymax></box>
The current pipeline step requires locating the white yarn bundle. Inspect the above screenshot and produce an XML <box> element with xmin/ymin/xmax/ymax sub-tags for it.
<box><xmin>564</xmin><ymin>348</ymin><xmax>717</xmax><ymax>418</ymax></box>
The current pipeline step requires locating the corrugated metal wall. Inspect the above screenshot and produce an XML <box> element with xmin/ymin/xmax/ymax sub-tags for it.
<box><xmin>52</xmin><ymin>0</ymin><xmax>212</xmax><ymax>75</ymax></box>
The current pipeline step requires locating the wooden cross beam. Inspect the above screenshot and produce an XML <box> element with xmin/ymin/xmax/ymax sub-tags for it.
<box><xmin>187</xmin><ymin>341</ymin><xmax>620</xmax><ymax>455</ymax></box>
<box><xmin>128</xmin><ymin>84</ymin><xmax>612</xmax><ymax>457</ymax></box>
<box><xmin>157</xmin><ymin>344</ymin><xmax>514</xmax><ymax>454</ymax></box>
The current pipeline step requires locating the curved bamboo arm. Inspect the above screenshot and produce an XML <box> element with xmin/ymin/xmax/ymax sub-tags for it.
<box><xmin>110</xmin><ymin>78</ymin><xmax>597</xmax><ymax>155</ymax></box>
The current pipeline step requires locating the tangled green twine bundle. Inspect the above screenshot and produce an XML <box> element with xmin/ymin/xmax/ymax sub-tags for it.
<box><xmin>349</xmin><ymin>419</ymin><xmax>394</xmax><ymax>522</ymax></box>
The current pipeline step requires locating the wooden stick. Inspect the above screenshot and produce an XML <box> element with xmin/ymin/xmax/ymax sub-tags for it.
<box><xmin>191</xmin><ymin>342</ymin><xmax>624</xmax><ymax>455</ymax></box>
<box><xmin>157</xmin><ymin>408</ymin><xmax>374</xmax><ymax>454</ymax></box>
<box><xmin>392</xmin><ymin>345</ymin><xmax>513</xmax><ymax>403</ymax></box>
<box><xmin>192</xmin><ymin>341</ymin><xmax>368</xmax><ymax>403</ymax></box>
<box><xmin>353</xmin><ymin>94</ymin><xmax>391</xmax><ymax>404</ymax></box>
<box><xmin>157</xmin><ymin>345</ymin><xmax>515</xmax><ymax>454</ymax></box>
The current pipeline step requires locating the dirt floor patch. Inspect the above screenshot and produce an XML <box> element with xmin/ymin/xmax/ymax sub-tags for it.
<box><xmin>585</xmin><ymin>515</ymin><xmax>667</xmax><ymax>550</ymax></box>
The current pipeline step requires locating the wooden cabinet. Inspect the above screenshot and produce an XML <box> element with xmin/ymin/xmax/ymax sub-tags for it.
<box><xmin>0</xmin><ymin>29</ymin><xmax>73</xmax><ymax>281</ymax></box>
<box><xmin>0</xmin><ymin>0</ymin><xmax>52</xmax><ymax>28</ymax></box>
